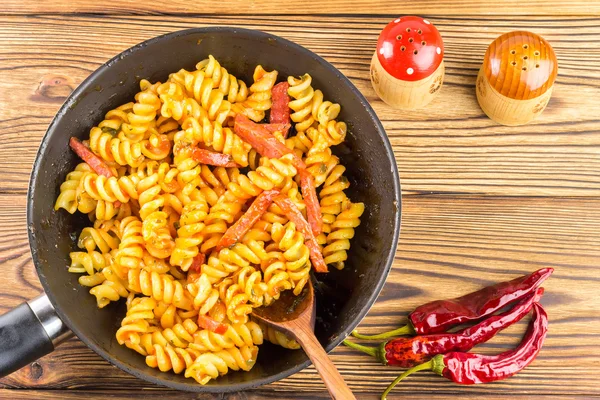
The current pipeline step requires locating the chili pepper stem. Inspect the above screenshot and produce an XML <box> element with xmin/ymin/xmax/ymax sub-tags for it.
<box><xmin>342</xmin><ymin>339</ymin><xmax>378</xmax><ymax>357</ymax></box>
<box><xmin>381</xmin><ymin>355</ymin><xmax>445</xmax><ymax>400</ymax></box>
<box><xmin>352</xmin><ymin>323</ymin><xmax>415</xmax><ymax>340</ymax></box>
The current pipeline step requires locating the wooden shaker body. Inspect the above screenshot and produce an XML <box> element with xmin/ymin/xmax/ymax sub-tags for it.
<box><xmin>370</xmin><ymin>52</ymin><xmax>444</xmax><ymax>110</ymax></box>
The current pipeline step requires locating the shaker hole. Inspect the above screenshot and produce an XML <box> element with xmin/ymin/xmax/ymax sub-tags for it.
<box><xmin>511</xmin><ymin>61</ymin><xmax>517</xmax><ymax>66</ymax></box>
<box><xmin>522</xmin><ymin>66</ymin><xmax>527</xmax><ymax>71</ymax></box>
<box><xmin>417</xmin><ymin>29</ymin><xmax>422</xmax><ymax>34</ymax></box>
<box><xmin>413</xmin><ymin>50</ymin><xmax>419</xmax><ymax>55</ymax></box>
<box><xmin>408</xmin><ymin>38</ymin><xmax>414</xmax><ymax>43</ymax></box>
<box><xmin>406</xmin><ymin>28</ymin><xmax>411</xmax><ymax>32</ymax></box>
<box><xmin>534</xmin><ymin>50</ymin><xmax>540</xmax><ymax>56</ymax></box>
<box><xmin>536</xmin><ymin>64</ymin><xmax>540</xmax><ymax>68</ymax></box>
<box><xmin>396</xmin><ymin>35</ymin><xmax>402</xmax><ymax>40</ymax></box>
<box><xmin>401</xmin><ymin>46</ymin><xmax>406</xmax><ymax>51</ymax></box>
<box><xmin>523</xmin><ymin>56</ymin><xmax>528</xmax><ymax>60</ymax></box>
<box><xmin>510</xmin><ymin>49</ymin><xmax>516</xmax><ymax>55</ymax></box>
<box><xmin>523</xmin><ymin>44</ymin><xmax>529</xmax><ymax>49</ymax></box>
<box><xmin>421</xmin><ymin>41</ymin><xmax>426</xmax><ymax>45</ymax></box>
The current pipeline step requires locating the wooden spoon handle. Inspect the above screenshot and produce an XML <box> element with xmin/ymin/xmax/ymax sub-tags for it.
<box><xmin>292</xmin><ymin>325</ymin><xmax>356</xmax><ymax>400</ymax></box>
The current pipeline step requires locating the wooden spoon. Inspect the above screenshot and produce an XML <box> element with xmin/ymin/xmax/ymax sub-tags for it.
<box><xmin>252</xmin><ymin>282</ymin><xmax>356</xmax><ymax>400</ymax></box>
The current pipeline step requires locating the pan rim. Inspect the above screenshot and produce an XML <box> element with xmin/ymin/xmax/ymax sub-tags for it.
<box><xmin>27</xmin><ymin>26</ymin><xmax>402</xmax><ymax>392</ymax></box>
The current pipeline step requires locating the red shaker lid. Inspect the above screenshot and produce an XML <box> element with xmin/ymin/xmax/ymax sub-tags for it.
<box><xmin>376</xmin><ymin>16</ymin><xmax>444</xmax><ymax>81</ymax></box>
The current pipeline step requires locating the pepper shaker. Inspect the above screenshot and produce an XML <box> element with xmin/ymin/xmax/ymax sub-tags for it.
<box><xmin>476</xmin><ymin>31</ymin><xmax>558</xmax><ymax>126</ymax></box>
<box><xmin>370</xmin><ymin>16</ymin><xmax>444</xmax><ymax>109</ymax></box>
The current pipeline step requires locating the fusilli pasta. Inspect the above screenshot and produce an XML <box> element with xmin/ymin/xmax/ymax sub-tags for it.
<box><xmin>55</xmin><ymin>55</ymin><xmax>364</xmax><ymax>384</ymax></box>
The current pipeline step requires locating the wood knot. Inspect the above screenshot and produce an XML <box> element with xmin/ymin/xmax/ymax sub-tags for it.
<box><xmin>533</xmin><ymin>97</ymin><xmax>549</xmax><ymax>113</ymax></box>
<box><xmin>370</xmin><ymin>65</ymin><xmax>380</xmax><ymax>85</ymax></box>
<box><xmin>31</xmin><ymin>74</ymin><xmax>74</xmax><ymax>103</ymax></box>
<box><xmin>477</xmin><ymin>75</ymin><xmax>487</xmax><ymax>98</ymax></box>
<box><xmin>29</xmin><ymin>361</ymin><xmax>43</xmax><ymax>380</ymax></box>
<box><xmin>429</xmin><ymin>74</ymin><xmax>443</xmax><ymax>94</ymax></box>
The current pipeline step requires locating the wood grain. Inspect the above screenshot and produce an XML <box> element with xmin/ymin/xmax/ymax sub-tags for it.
<box><xmin>0</xmin><ymin>15</ymin><xmax>599</xmax><ymax>196</ymax></box>
<box><xmin>1</xmin><ymin>390</ymin><xmax>573</xmax><ymax>400</ymax></box>
<box><xmin>1</xmin><ymin>4</ymin><xmax>599</xmax><ymax>400</ymax></box>
<box><xmin>3</xmin><ymin>0</ymin><xmax>600</xmax><ymax>15</ymax></box>
<box><xmin>1</xmin><ymin>194</ymin><xmax>599</xmax><ymax>397</ymax></box>
<box><xmin>254</xmin><ymin>283</ymin><xmax>357</xmax><ymax>400</ymax></box>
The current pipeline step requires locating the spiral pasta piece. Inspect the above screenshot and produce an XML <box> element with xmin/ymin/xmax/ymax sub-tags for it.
<box><xmin>190</xmin><ymin>320</ymin><xmax>263</xmax><ymax>353</ymax></box>
<box><xmin>184</xmin><ymin>345</ymin><xmax>259</xmax><ymax>384</ymax></box>
<box><xmin>89</xmin><ymin>257</ymin><xmax>130</xmax><ymax>308</ymax></box>
<box><xmin>287</xmin><ymin>74</ymin><xmax>316</xmax><ymax>132</ymax></box>
<box><xmin>201</xmin><ymin>240</ymin><xmax>268</xmax><ymax>284</ymax></box>
<box><xmin>146</xmin><ymin>344</ymin><xmax>202</xmax><ymax>374</ymax></box>
<box><xmin>217</xmin><ymin>266</ymin><xmax>267</xmax><ymax>324</ymax></box>
<box><xmin>180</xmin><ymin>117</ymin><xmax>251</xmax><ymax>167</ymax></box>
<box><xmin>135</xmin><ymin>168</ymin><xmax>176</xmax><ymax>258</ymax></box>
<box><xmin>200</xmin><ymin>198</ymin><xmax>243</xmax><ymax>254</ymax></box>
<box><xmin>116</xmin><ymin>297</ymin><xmax>158</xmax><ymax>354</ymax></box>
<box><xmin>79</xmin><ymin>172</ymin><xmax>140</xmax><ymax>204</ymax></box>
<box><xmin>68</xmin><ymin>251</ymin><xmax>108</xmax><ymax>276</ymax></box>
<box><xmin>255</xmin><ymin>319</ymin><xmax>300</xmax><ymax>350</ymax></box>
<box><xmin>157</xmin><ymin>81</ymin><xmax>208</xmax><ymax>123</ymax></box>
<box><xmin>318</xmin><ymin>164</ymin><xmax>352</xmax><ymax>243</ymax></box>
<box><xmin>142</xmin><ymin>318</ymin><xmax>199</xmax><ymax>352</ymax></box>
<box><xmin>55</xmin><ymin>163</ymin><xmax>99</xmax><ymax>214</ymax></box>
<box><xmin>322</xmin><ymin>202</ymin><xmax>365</xmax><ymax>270</ymax></box>
<box><xmin>319</xmin><ymin>119</ymin><xmax>347</xmax><ymax>146</ymax></box>
<box><xmin>248</xmin><ymin>65</ymin><xmax>277</xmax><ymax>110</ymax></box>
<box><xmin>170</xmin><ymin>199</ymin><xmax>209</xmax><ymax>271</ymax></box>
<box><xmin>196</xmin><ymin>55</ymin><xmax>249</xmax><ymax>103</ymax></box>
<box><xmin>164</xmin><ymin>71</ymin><xmax>231</xmax><ymax>125</ymax></box>
<box><xmin>187</xmin><ymin>273</ymin><xmax>220</xmax><ymax>314</ymax></box>
<box><xmin>261</xmin><ymin>259</ymin><xmax>293</xmax><ymax>304</ymax></box>
<box><xmin>120</xmin><ymin>80</ymin><xmax>162</xmax><ymax>143</ymax></box>
<box><xmin>128</xmin><ymin>268</ymin><xmax>193</xmax><ymax>310</ymax></box>
<box><xmin>143</xmin><ymin>211</ymin><xmax>175</xmax><ymax>259</ymax></box>
<box><xmin>310</xmin><ymin>88</ymin><xmax>341</xmax><ymax>127</ymax></box>
<box><xmin>141</xmin><ymin>133</ymin><xmax>172</xmax><ymax>161</ymax></box>
<box><xmin>247</xmin><ymin>154</ymin><xmax>297</xmax><ymax>192</ymax></box>
<box><xmin>115</xmin><ymin>216</ymin><xmax>144</xmax><ymax>270</ymax></box>
<box><xmin>242</xmin><ymin>218</ymin><xmax>272</xmax><ymax>243</ymax></box>
<box><xmin>271</xmin><ymin>222</ymin><xmax>310</xmax><ymax>295</ymax></box>
<box><xmin>89</xmin><ymin>126</ymin><xmax>145</xmax><ymax>167</ymax></box>
<box><xmin>77</xmin><ymin>219</ymin><xmax>121</xmax><ymax>254</ymax></box>
<box><xmin>153</xmin><ymin>301</ymin><xmax>179</xmax><ymax>329</ymax></box>
<box><xmin>96</xmin><ymin>102</ymin><xmax>132</xmax><ymax>138</ymax></box>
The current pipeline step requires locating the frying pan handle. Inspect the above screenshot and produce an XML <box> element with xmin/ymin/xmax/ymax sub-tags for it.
<box><xmin>0</xmin><ymin>294</ymin><xmax>72</xmax><ymax>377</ymax></box>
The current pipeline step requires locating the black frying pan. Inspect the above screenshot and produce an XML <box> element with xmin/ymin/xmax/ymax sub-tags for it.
<box><xmin>0</xmin><ymin>27</ymin><xmax>401</xmax><ymax>392</ymax></box>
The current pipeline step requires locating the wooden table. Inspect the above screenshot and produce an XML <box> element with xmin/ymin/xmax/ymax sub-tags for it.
<box><xmin>1</xmin><ymin>1</ymin><xmax>599</xmax><ymax>399</ymax></box>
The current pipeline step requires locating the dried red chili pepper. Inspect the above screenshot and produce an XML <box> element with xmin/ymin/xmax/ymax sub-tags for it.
<box><xmin>269</xmin><ymin>82</ymin><xmax>291</xmax><ymax>124</ymax></box>
<box><xmin>191</xmin><ymin>147</ymin><xmax>239</xmax><ymax>167</ymax></box>
<box><xmin>344</xmin><ymin>287</ymin><xmax>543</xmax><ymax>368</ymax></box>
<box><xmin>234</xmin><ymin>114</ymin><xmax>306</xmax><ymax>170</ymax></box>
<box><xmin>197</xmin><ymin>314</ymin><xmax>228</xmax><ymax>335</ymax></box>
<box><xmin>299</xmin><ymin>170</ymin><xmax>322</xmax><ymax>236</ymax></box>
<box><xmin>353</xmin><ymin>268</ymin><xmax>553</xmax><ymax>339</ymax></box>
<box><xmin>216</xmin><ymin>189</ymin><xmax>280</xmax><ymax>251</ymax></box>
<box><xmin>69</xmin><ymin>137</ymin><xmax>115</xmax><ymax>178</ymax></box>
<box><xmin>381</xmin><ymin>302</ymin><xmax>548</xmax><ymax>399</ymax></box>
<box><xmin>273</xmin><ymin>194</ymin><xmax>328</xmax><ymax>273</ymax></box>
<box><xmin>189</xmin><ymin>253</ymin><xmax>206</xmax><ymax>273</ymax></box>
<box><xmin>262</xmin><ymin>122</ymin><xmax>291</xmax><ymax>137</ymax></box>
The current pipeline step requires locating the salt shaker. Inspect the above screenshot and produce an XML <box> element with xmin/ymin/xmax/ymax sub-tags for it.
<box><xmin>476</xmin><ymin>31</ymin><xmax>558</xmax><ymax>126</ymax></box>
<box><xmin>370</xmin><ymin>16</ymin><xmax>444</xmax><ymax>109</ymax></box>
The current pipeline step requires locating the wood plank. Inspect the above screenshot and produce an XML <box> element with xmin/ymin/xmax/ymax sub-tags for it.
<box><xmin>1</xmin><ymin>390</ymin><xmax>577</xmax><ymax>400</ymax></box>
<box><xmin>1</xmin><ymin>15</ymin><xmax>599</xmax><ymax>196</ymax></box>
<box><xmin>3</xmin><ymin>0</ymin><xmax>600</xmax><ymax>16</ymax></box>
<box><xmin>1</xmin><ymin>193</ymin><xmax>599</xmax><ymax>396</ymax></box>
